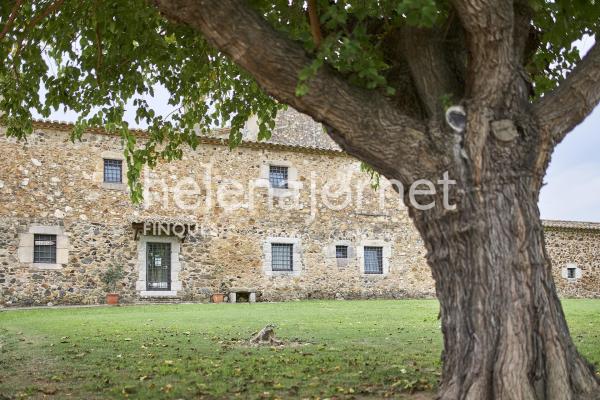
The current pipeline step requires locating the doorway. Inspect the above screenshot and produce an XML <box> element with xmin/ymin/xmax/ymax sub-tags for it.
<box><xmin>146</xmin><ymin>242</ymin><xmax>171</xmax><ymax>290</ymax></box>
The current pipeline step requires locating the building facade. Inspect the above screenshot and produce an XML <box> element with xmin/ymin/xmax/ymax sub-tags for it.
<box><xmin>0</xmin><ymin>110</ymin><xmax>598</xmax><ymax>306</ymax></box>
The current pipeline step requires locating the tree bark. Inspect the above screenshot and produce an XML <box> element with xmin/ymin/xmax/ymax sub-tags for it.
<box><xmin>148</xmin><ymin>1</ymin><xmax>600</xmax><ymax>398</ymax></box>
<box><xmin>409</xmin><ymin>167</ymin><xmax>600</xmax><ymax>400</ymax></box>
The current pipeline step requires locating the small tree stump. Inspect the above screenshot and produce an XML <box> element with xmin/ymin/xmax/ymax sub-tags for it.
<box><xmin>250</xmin><ymin>324</ymin><xmax>282</xmax><ymax>345</ymax></box>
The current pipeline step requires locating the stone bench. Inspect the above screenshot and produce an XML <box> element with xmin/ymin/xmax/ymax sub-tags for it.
<box><xmin>228</xmin><ymin>287</ymin><xmax>257</xmax><ymax>303</ymax></box>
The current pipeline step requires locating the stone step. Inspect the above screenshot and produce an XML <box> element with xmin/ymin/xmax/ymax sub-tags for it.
<box><xmin>136</xmin><ymin>297</ymin><xmax>183</xmax><ymax>304</ymax></box>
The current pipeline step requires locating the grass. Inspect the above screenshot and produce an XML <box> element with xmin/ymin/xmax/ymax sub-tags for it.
<box><xmin>0</xmin><ymin>300</ymin><xmax>599</xmax><ymax>399</ymax></box>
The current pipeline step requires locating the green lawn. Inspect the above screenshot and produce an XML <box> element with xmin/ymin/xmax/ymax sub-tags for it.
<box><xmin>1</xmin><ymin>300</ymin><xmax>599</xmax><ymax>399</ymax></box>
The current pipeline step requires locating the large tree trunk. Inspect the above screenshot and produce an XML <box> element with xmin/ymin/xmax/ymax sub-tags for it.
<box><xmin>149</xmin><ymin>2</ymin><xmax>600</xmax><ymax>398</ymax></box>
<box><xmin>411</xmin><ymin>178</ymin><xmax>600</xmax><ymax>399</ymax></box>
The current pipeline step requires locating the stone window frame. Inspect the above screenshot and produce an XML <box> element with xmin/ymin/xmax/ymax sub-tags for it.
<box><xmin>256</xmin><ymin>160</ymin><xmax>302</xmax><ymax>198</ymax></box>
<box><xmin>135</xmin><ymin>235</ymin><xmax>182</xmax><ymax>297</ymax></box>
<box><xmin>262</xmin><ymin>237</ymin><xmax>303</xmax><ymax>276</ymax></box>
<box><xmin>17</xmin><ymin>225</ymin><xmax>69</xmax><ymax>270</ymax></box>
<box><xmin>94</xmin><ymin>150</ymin><xmax>128</xmax><ymax>191</ymax></box>
<box><xmin>561</xmin><ymin>263</ymin><xmax>582</xmax><ymax>282</ymax></box>
<box><xmin>324</xmin><ymin>240</ymin><xmax>356</xmax><ymax>268</ymax></box>
<box><xmin>356</xmin><ymin>240</ymin><xmax>391</xmax><ymax>276</ymax></box>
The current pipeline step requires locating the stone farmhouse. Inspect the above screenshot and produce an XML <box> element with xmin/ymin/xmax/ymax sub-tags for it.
<box><xmin>0</xmin><ymin>109</ymin><xmax>598</xmax><ymax>306</ymax></box>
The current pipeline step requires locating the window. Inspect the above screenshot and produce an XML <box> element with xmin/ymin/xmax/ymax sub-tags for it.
<box><xmin>33</xmin><ymin>234</ymin><xmax>57</xmax><ymax>264</ymax></box>
<box><xmin>269</xmin><ymin>165</ymin><xmax>288</xmax><ymax>189</ymax></box>
<box><xmin>103</xmin><ymin>159</ymin><xmax>122</xmax><ymax>183</ymax></box>
<box><xmin>567</xmin><ymin>267</ymin><xmax>576</xmax><ymax>279</ymax></box>
<box><xmin>263</xmin><ymin>237</ymin><xmax>302</xmax><ymax>276</ymax></box>
<box><xmin>18</xmin><ymin>226</ymin><xmax>68</xmax><ymax>269</ymax></box>
<box><xmin>271</xmin><ymin>243</ymin><xmax>293</xmax><ymax>271</ymax></box>
<box><xmin>364</xmin><ymin>246</ymin><xmax>383</xmax><ymax>274</ymax></box>
<box><xmin>336</xmin><ymin>245</ymin><xmax>348</xmax><ymax>259</ymax></box>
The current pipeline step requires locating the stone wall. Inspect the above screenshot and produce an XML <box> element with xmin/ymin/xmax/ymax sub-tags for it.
<box><xmin>0</xmin><ymin>122</ymin><xmax>598</xmax><ymax>306</ymax></box>
<box><xmin>0</xmin><ymin>123</ymin><xmax>433</xmax><ymax>306</ymax></box>
<box><xmin>243</xmin><ymin>108</ymin><xmax>340</xmax><ymax>150</ymax></box>
<box><xmin>544</xmin><ymin>222</ymin><xmax>600</xmax><ymax>298</ymax></box>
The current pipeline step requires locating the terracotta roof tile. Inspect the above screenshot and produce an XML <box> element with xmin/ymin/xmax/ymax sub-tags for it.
<box><xmin>542</xmin><ymin>220</ymin><xmax>600</xmax><ymax>231</ymax></box>
<box><xmin>31</xmin><ymin>119</ymin><xmax>345</xmax><ymax>156</ymax></box>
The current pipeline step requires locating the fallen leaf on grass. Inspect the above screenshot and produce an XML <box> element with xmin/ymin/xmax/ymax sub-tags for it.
<box><xmin>122</xmin><ymin>386</ymin><xmax>137</xmax><ymax>394</ymax></box>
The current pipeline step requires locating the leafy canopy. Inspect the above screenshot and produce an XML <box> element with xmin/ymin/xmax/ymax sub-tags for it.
<box><xmin>0</xmin><ymin>0</ymin><xmax>598</xmax><ymax>199</ymax></box>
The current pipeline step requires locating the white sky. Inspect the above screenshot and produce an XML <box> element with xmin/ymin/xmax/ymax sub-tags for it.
<box><xmin>539</xmin><ymin>36</ymin><xmax>599</xmax><ymax>222</ymax></box>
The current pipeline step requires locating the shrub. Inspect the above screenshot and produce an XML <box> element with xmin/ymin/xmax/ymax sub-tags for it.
<box><xmin>100</xmin><ymin>265</ymin><xmax>125</xmax><ymax>293</ymax></box>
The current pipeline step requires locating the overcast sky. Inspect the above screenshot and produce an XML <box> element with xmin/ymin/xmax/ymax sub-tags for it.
<box><xmin>539</xmin><ymin>105</ymin><xmax>600</xmax><ymax>222</ymax></box>
<box><xmin>539</xmin><ymin>36</ymin><xmax>599</xmax><ymax>223</ymax></box>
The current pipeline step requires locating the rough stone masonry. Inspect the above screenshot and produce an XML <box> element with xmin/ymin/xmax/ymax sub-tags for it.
<box><xmin>0</xmin><ymin>109</ymin><xmax>598</xmax><ymax>306</ymax></box>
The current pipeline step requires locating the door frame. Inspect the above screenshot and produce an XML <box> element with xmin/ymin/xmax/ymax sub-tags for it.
<box><xmin>135</xmin><ymin>235</ymin><xmax>182</xmax><ymax>297</ymax></box>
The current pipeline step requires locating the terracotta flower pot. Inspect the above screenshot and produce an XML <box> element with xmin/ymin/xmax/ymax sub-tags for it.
<box><xmin>106</xmin><ymin>293</ymin><xmax>120</xmax><ymax>305</ymax></box>
<box><xmin>211</xmin><ymin>293</ymin><xmax>225</xmax><ymax>303</ymax></box>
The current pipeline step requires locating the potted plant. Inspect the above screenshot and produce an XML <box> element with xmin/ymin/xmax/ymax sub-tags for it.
<box><xmin>100</xmin><ymin>265</ymin><xmax>125</xmax><ymax>305</ymax></box>
<box><xmin>211</xmin><ymin>281</ymin><xmax>229</xmax><ymax>303</ymax></box>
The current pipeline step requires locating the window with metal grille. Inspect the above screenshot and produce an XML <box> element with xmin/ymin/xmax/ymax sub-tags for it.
<box><xmin>269</xmin><ymin>165</ymin><xmax>288</xmax><ymax>189</ymax></box>
<box><xmin>364</xmin><ymin>246</ymin><xmax>383</xmax><ymax>274</ymax></box>
<box><xmin>336</xmin><ymin>245</ymin><xmax>348</xmax><ymax>259</ymax></box>
<box><xmin>271</xmin><ymin>243</ymin><xmax>293</xmax><ymax>271</ymax></box>
<box><xmin>103</xmin><ymin>159</ymin><xmax>122</xmax><ymax>183</ymax></box>
<box><xmin>567</xmin><ymin>267</ymin><xmax>576</xmax><ymax>279</ymax></box>
<box><xmin>33</xmin><ymin>234</ymin><xmax>57</xmax><ymax>264</ymax></box>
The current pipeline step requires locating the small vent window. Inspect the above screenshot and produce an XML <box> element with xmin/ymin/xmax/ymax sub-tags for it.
<box><xmin>364</xmin><ymin>246</ymin><xmax>383</xmax><ymax>274</ymax></box>
<box><xmin>34</xmin><ymin>234</ymin><xmax>57</xmax><ymax>264</ymax></box>
<box><xmin>269</xmin><ymin>166</ymin><xmax>288</xmax><ymax>189</ymax></box>
<box><xmin>336</xmin><ymin>245</ymin><xmax>348</xmax><ymax>259</ymax></box>
<box><xmin>103</xmin><ymin>159</ymin><xmax>123</xmax><ymax>183</ymax></box>
<box><xmin>567</xmin><ymin>267</ymin><xmax>576</xmax><ymax>279</ymax></box>
<box><xmin>271</xmin><ymin>243</ymin><xmax>293</xmax><ymax>271</ymax></box>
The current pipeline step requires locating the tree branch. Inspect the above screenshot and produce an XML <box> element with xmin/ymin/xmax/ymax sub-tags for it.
<box><xmin>449</xmin><ymin>0</ymin><xmax>515</xmax><ymax>184</ymax></box>
<box><xmin>152</xmin><ymin>0</ymin><xmax>443</xmax><ymax>183</ymax></box>
<box><xmin>13</xmin><ymin>0</ymin><xmax>65</xmax><ymax>58</ymax></box>
<box><xmin>450</xmin><ymin>0</ymin><xmax>514</xmax><ymax>109</ymax></box>
<box><xmin>533</xmin><ymin>42</ymin><xmax>600</xmax><ymax>144</ymax></box>
<box><xmin>398</xmin><ymin>26</ymin><xmax>462</xmax><ymax>120</ymax></box>
<box><xmin>307</xmin><ymin>0</ymin><xmax>322</xmax><ymax>48</ymax></box>
<box><xmin>94</xmin><ymin>0</ymin><xmax>103</xmax><ymax>83</ymax></box>
<box><xmin>380</xmin><ymin>30</ymin><xmax>427</xmax><ymax>121</ymax></box>
<box><xmin>24</xmin><ymin>0</ymin><xmax>65</xmax><ymax>33</ymax></box>
<box><xmin>0</xmin><ymin>0</ymin><xmax>24</xmax><ymax>41</ymax></box>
